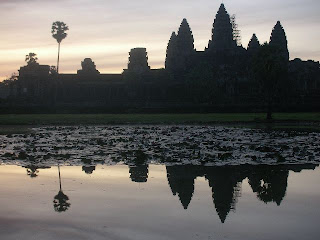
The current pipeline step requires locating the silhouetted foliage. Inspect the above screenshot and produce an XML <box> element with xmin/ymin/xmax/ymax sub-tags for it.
<box><xmin>53</xmin><ymin>190</ymin><xmax>71</xmax><ymax>212</ymax></box>
<box><xmin>26</xmin><ymin>166</ymin><xmax>39</xmax><ymax>178</ymax></box>
<box><xmin>51</xmin><ymin>21</ymin><xmax>69</xmax><ymax>74</ymax></box>
<box><xmin>0</xmin><ymin>73</ymin><xmax>18</xmax><ymax>86</ymax></box>
<box><xmin>49</xmin><ymin>66</ymin><xmax>57</xmax><ymax>76</ymax></box>
<box><xmin>248</xmin><ymin>169</ymin><xmax>289</xmax><ymax>206</ymax></box>
<box><xmin>51</xmin><ymin>21</ymin><xmax>69</xmax><ymax>44</ymax></box>
<box><xmin>53</xmin><ymin>165</ymin><xmax>70</xmax><ymax>212</ymax></box>
<box><xmin>25</xmin><ymin>53</ymin><xmax>38</xmax><ymax>65</ymax></box>
<box><xmin>253</xmin><ymin>43</ymin><xmax>288</xmax><ymax>120</ymax></box>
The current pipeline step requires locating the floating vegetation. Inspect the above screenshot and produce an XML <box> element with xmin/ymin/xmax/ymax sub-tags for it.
<box><xmin>0</xmin><ymin>125</ymin><xmax>319</xmax><ymax>166</ymax></box>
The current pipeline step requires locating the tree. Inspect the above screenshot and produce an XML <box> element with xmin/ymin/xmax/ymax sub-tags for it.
<box><xmin>26</xmin><ymin>166</ymin><xmax>39</xmax><ymax>178</ymax></box>
<box><xmin>1</xmin><ymin>73</ymin><xmax>18</xmax><ymax>86</ymax></box>
<box><xmin>53</xmin><ymin>164</ymin><xmax>70</xmax><ymax>212</ymax></box>
<box><xmin>51</xmin><ymin>21</ymin><xmax>69</xmax><ymax>74</ymax></box>
<box><xmin>25</xmin><ymin>53</ymin><xmax>38</xmax><ymax>65</ymax></box>
<box><xmin>49</xmin><ymin>66</ymin><xmax>57</xmax><ymax>76</ymax></box>
<box><xmin>253</xmin><ymin>43</ymin><xmax>288</xmax><ymax>120</ymax></box>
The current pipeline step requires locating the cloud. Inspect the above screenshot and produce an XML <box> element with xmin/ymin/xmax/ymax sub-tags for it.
<box><xmin>0</xmin><ymin>0</ymin><xmax>66</xmax><ymax>3</ymax></box>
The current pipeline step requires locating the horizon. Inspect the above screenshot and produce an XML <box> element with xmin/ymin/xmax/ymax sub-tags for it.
<box><xmin>1</xmin><ymin>0</ymin><xmax>319</xmax><ymax>81</ymax></box>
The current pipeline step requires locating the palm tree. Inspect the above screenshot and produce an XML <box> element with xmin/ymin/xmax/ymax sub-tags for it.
<box><xmin>53</xmin><ymin>164</ymin><xmax>71</xmax><ymax>212</ymax></box>
<box><xmin>51</xmin><ymin>21</ymin><xmax>69</xmax><ymax>74</ymax></box>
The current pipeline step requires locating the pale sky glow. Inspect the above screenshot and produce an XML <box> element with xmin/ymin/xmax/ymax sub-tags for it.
<box><xmin>0</xmin><ymin>0</ymin><xmax>319</xmax><ymax>80</ymax></box>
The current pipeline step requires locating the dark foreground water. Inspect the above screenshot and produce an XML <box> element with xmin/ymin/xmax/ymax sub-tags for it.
<box><xmin>0</xmin><ymin>164</ymin><xmax>319</xmax><ymax>240</ymax></box>
<box><xmin>0</xmin><ymin>125</ymin><xmax>320</xmax><ymax>239</ymax></box>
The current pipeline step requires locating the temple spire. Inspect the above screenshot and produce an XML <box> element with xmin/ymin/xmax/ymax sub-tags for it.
<box><xmin>177</xmin><ymin>18</ymin><xmax>195</xmax><ymax>55</ymax></box>
<box><xmin>247</xmin><ymin>33</ymin><xmax>260</xmax><ymax>52</ymax></box>
<box><xmin>127</xmin><ymin>48</ymin><xmax>150</xmax><ymax>74</ymax></box>
<box><xmin>165</xmin><ymin>32</ymin><xmax>178</xmax><ymax>71</ymax></box>
<box><xmin>208</xmin><ymin>3</ymin><xmax>237</xmax><ymax>52</ymax></box>
<box><xmin>166</xmin><ymin>18</ymin><xmax>194</xmax><ymax>73</ymax></box>
<box><xmin>269</xmin><ymin>21</ymin><xmax>289</xmax><ymax>61</ymax></box>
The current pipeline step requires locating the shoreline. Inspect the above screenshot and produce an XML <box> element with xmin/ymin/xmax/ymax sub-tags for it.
<box><xmin>0</xmin><ymin>113</ymin><xmax>319</xmax><ymax>126</ymax></box>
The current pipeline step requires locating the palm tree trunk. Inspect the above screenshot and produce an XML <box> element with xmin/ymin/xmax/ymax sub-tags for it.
<box><xmin>57</xmin><ymin>42</ymin><xmax>61</xmax><ymax>74</ymax></box>
<box><xmin>58</xmin><ymin>164</ymin><xmax>62</xmax><ymax>191</ymax></box>
<box><xmin>267</xmin><ymin>96</ymin><xmax>273</xmax><ymax>120</ymax></box>
<box><xmin>267</xmin><ymin>111</ymin><xmax>272</xmax><ymax>120</ymax></box>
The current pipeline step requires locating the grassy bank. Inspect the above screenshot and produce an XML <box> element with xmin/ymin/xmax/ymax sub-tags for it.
<box><xmin>0</xmin><ymin>113</ymin><xmax>319</xmax><ymax>125</ymax></box>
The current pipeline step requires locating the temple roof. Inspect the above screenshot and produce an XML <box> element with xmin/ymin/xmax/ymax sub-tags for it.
<box><xmin>208</xmin><ymin>3</ymin><xmax>237</xmax><ymax>52</ymax></box>
<box><xmin>218</xmin><ymin>3</ymin><xmax>227</xmax><ymax>13</ymax></box>
<box><xmin>177</xmin><ymin>18</ymin><xmax>194</xmax><ymax>55</ymax></box>
<box><xmin>248</xmin><ymin>33</ymin><xmax>260</xmax><ymax>51</ymax></box>
<box><xmin>270</xmin><ymin>21</ymin><xmax>289</xmax><ymax>61</ymax></box>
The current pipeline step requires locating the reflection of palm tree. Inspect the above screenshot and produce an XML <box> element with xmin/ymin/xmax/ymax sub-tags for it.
<box><xmin>53</xmin><ymin>164</ymin><xmax>70</xmax><ymax>212</ymax></box>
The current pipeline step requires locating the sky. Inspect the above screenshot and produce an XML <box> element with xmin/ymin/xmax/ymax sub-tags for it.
<box><xmin>0</xmin><ymin>0</ymin><xmax>319</xmax><ymax>80</ymax></box>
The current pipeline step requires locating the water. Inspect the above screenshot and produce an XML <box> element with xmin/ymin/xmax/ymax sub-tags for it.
<box><xmin>0</xmin><ymin>164</ymin><xmax>319</xmax><ymax>240</ymax></box>
<box><xmin>1</xmin><ymin>125</ymin><xmax>319</xmax><ymax>166</ymax></box>
<box><xmin>0</xmin><ymin>125</ymin><xmax>320</xmax><ymax>239</ymax></box>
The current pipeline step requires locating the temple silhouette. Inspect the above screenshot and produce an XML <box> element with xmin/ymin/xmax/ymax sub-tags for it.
<box><xmin>1</xmin><ymin>3</ymin><xmax>319</xmax><ymax>112</ymax></box>
<box><xmin>165</xmin><ymin>164</ymin><xmax>318</xmax><ymax>223</ymax></box>
<box><xmin>18</xmin><ymin>163</ymin><xmax>318</xmax><ymax>220</ymax></box>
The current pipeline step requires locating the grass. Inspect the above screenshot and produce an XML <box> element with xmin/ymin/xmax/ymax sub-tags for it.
<box><xmin>0</xmin><ymin>113</ymin><xmax>319</xmax><ymax>125</ymax></box>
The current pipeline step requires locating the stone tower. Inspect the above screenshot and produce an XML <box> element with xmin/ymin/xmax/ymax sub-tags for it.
<box><xmin>270</xmin><ymin>21</ymin><xmax>289</xmax><ymax>61</ymax></box>
<box><xmin>247</xmin><ymin>34</ymin><xmax>260</xmax><ymax>53</ymax></box>
<box><xmin>165</xmin><ymin>32</ymin><xmax>178</xmax><ymax>72</ymax></box>
<box><xmin>168</xmin><ymin>18</ymin><xmax>195</xmax><ymax>72</ymax></box>
<box><xmin>127</xmin><ymin>48</ymin><xmax>150</xmax><ymax>74</ymax></box>
<box><xmin>176</xmin><ymin>18</ymin><xmax>194</xmax><ymax>56</ymax></box>
<box><xmin>77</xmin><ymin>58</ymin><xmax>100</xmax><ymax>75</ymax></box>
<box><xmin>207</xmin><ymin>3</ymin><xmax>237</xmax><ymax>53</ymax></box>
<box><xmin>166</xmin><ymin>18</ymin><xmax>195</xmax><ymax>73</ymax></box>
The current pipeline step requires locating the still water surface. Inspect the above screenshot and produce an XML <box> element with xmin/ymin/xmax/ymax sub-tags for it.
<box><xmin>0</xmin><ymin>164</ymin><xmax>319</xmax><ymax>240</ymax></box>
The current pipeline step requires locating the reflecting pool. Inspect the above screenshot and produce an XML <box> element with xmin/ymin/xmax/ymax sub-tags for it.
<box><xmin>0</xmin><ymin>164</ymin><xmax>319</xmax><ymax>240</ymax></box>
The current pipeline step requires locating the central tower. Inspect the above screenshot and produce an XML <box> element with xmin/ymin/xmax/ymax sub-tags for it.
<box><xmin>207</xmin><ymin>4</ymin><xmax>237</xmax><ymax>53</ymax></box>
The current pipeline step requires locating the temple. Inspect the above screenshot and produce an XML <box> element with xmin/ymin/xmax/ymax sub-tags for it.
<box><xmin>1</xmin><ymin>3</ymin><xmax>319</xmax><ymax>112</ymax></box>
<box><xmin>164</xmin><ymin>164</ymin><xmax>315</xmax><ymax>223</ymax></box>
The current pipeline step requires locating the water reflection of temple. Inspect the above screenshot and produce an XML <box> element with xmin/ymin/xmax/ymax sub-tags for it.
<box><xmin>129</xmin><ymin>164</ymin><xmax>149</xmax><ymax>183</ymax></box>
<box><xmin>82</xmin><ymin>165</ymin><xmax>96</xmax><ymax>174</ymax></box>
<box><xmin>165</xmin><ymin>164</ymin><xmax>318</xmax><ymax>223</ymax></box>
<box><xmin>166</xmin><ymin>166</ymin><xmax>198</xmax><ymax>209</ymax></box>
<box><xmin>248</xmin><ymin>169</ymin><xmax>288</xmax><ymax>205</ymax></box>
<box><xmin>24</xmin><ymin>165</ymin><xmax>51</xmax><ymax>178</ymax></box>
<box><xmin>20</xmin><ymin>163</ymin><xmax>319</xmax><ymax>219</ymax></box>
<box><xmin>205</xmin><ymin>167</ymin><xmax>244</xmax><ymax>223</ymax></box>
